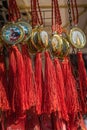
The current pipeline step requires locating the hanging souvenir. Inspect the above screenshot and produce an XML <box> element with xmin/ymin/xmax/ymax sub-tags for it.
<box><xmin>49</xmin><ymin>0</ymin><xmax>69</xmax><ymax>126</ymax></box>
<box><xmin>1</xmin><ymin>23</ymin><xmax>24</xmax><ymax>45</ymax></box>
<box><xmin>69</xmin><ymin>0</ymin><xmax>86</xmax><ymax>49</ymax></box>
<box><xmin>17</xmin><ymin>21</ymin><xmax>32</xmax><ymax>42</ymax></box>
<box><xmin>50</xmin><ymin>0</ymin><xmax>70</xmax><ymax>59</ymax></box>
<box><xmin>1</xmin><ymin>0</ymin><xmax>28</xmax><ymax>117</ymax></box>
<box><xmin>29</xmin><ymin>0</ymin><xmax>49</xmax><ymax>53</ymax></box>
<box><xmin>1</xmin><ymin>0</ymin><xmax>24</xmax><ymax>46</ymax></box>
<box><xmin>68</xmin><ymin>0</ymin><xmax>87</xmax><ymax>114</ymax></box>
<box><xmin>15</xmin><ymin>0</ymin><xmax>32</xmax><ymax>42</ymax></box>
<box><xmin>67</xmin><ymin>0</ymin><xmax>87</xmax><ymax>128</ymax></box>
<box><xmin>38</xmin><ymin>26</ymin><xmax>49</xmax><ymax>49</ymax></box>
<box><xmin>28</xmin><ymin>0</ymin><xmax>43</xmax><ymax>116</ymax></box>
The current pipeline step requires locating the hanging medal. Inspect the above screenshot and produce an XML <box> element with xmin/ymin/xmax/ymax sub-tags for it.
<box><xmin>15</xmin><ymin>0</ymin><xmax>32</xmax><ymax>42</ymax></box>
<box><xmin>29</xmin><ymin>0</ymin><xmax>49</xmax><ymax>54</ymax></box>
<box><xmin>69</xmin><ymin>0</ymin><xmax>86</xmax><ymax>49</ymax></box>
<box><xmin>50</xmin><ymin>0</ymin><xmax>70</xmax><ymax>59</ymax></box>
<box><xmin>1</xmin><ymin>0</ymin><xmax>24</xmax><ymax>46</ymax></box>
<box><xmin>67</xmin><ymin>0</ymin><xmax>87</xmax><ymax>126</ymax></box>
<box><xmin>36</xmin><ymin>0</ymin><xmax>49</xmax><ymax>49</ymax></box>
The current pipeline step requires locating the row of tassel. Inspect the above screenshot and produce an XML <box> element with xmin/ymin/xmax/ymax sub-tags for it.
<box><xmin>0</xmin><ymin>43</ymin><xmax>87</xmax><ymax>129</ymax></box>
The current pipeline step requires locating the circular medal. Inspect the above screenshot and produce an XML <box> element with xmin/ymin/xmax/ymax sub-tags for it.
<box><xmin>31</xmin><ymin>28</ymin><xmax>39</xmax><ymax>50</ymax></box>
<box><xmin>17</xmin><ymin>21</ymin><xmax>32</xmax><ymax>42</ymax></box>
<box><xmin>59</xmin><ymin>38</ymin><xmax>70</xmax><ymax>58</ymax></box>
<box><xmin>70</xmin><ymin>27</ymin><xmax>86</xmax><ymax>49</ymax></box>
<box><xmin>50</xmin><ymin>34</ymin><xmax>63</xmax><ymax>56</ymax></box>
<box><xmin>1</xmin><ymin>23</ymin><xmax>24</xmax><ymax>45</ymax></box>
<box><xmin>38</xmin><ymin>30</ymin><xmax>49</xmax><ymax>48</ymax></box>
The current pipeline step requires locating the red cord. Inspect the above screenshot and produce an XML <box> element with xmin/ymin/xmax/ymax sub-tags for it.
<box><xmin>70</xmin><ymin>0</ymin><xmax>79</xmax><ymax>25</ymax></box>
<box><xmin>31</xmin><ymin>0</ymin><xmax>43</xmax><ymax>27</ymax></box>
<box><xmin>52</xmin><ymin>0</ymin><xmax>62</xmax><ymax>33</ymax></box>
<box><xmin>37</xmin><ymin>0</ymin><xmax>43</xmax><ymax>25</ymax></box>
<box><xmin>8</xmin><ymin>0</ymin><xmax>21</xmax><ymax>22</ymax></box>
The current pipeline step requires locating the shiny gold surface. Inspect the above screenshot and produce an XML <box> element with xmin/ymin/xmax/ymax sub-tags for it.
<box><xmin>17</xmin><ymin>21</ymin><xmax>32</xmax><ymax>42</ymax></box>
<box><xmin>59</xmin><ymin>38</ymin><xmax>70</xmax><ymax>58</ymax></box>
<box><xmin>1</xmin><ymin>22</ymin><xmax>24</xmax><ymax>45</ymax></box>
<box><xmin>70</xmin><ymin>27</ymin><xmax>86</xmax><ymax>49</ymax></box>
<box><xmin>50</xmin><ymin>33</ymin><xmax>63</xmax><ymax>56</ymax></box>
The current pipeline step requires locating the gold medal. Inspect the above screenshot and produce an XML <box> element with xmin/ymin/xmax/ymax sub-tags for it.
<box><xmin>59</xmin><ymin>38</ymin><xmax>70</xmax><ymax>59</ymax></box>
<box><xmin>1</xmin><ymin>22</ymin><xmax>24</xmax><ymax>45</ymax></box>
<box><xmin>70</xmin><ymin>27</ymin><xmax>86</xmax><ymax>49</ymax></box>
<box><xmin>17</xmin><ymin>21</ymin><xmax>32</xmax><ymax>42</ymax></box>
<box><xmin>38</xmin><ymin>28</ymin><xmax>49</xmax><ymax>49</ymax></box>
<box><xmin>50</xmin><ymin>33</ymin><xmax>63</xmax><ymax>57</ymax></box>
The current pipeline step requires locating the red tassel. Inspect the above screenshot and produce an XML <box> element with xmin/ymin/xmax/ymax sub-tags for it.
<box><xmin>42</xmin><ymin>51</ymin><xmax>60</xmax><ymax>114</ymax></box>
<box><xmin>54</xmin><ymin>58</ymin><xmax>68</xmax><ymax>122</ymax></box>
<box><xmin>77</xmin><ymin>51</ymin><xmax>87</xmax><ymax>114</ymax></box>
<box><xmin>61</xmin><ymin>58</ymin><xmax>79</xmax><ymax>129</ymax></box>
<box><xmin>8</xmin><ymin>48</ymin><xmax>17</xmax><ymax>112</ymax></box>
<box><xmin>22</xmin><ymin>44</ymin><xmax>36</xmax><ymax>110</ymax></box>
<box><xmin>35</xmin><ymin>52</ymin><xmax>43</xmax><ymax>115</ymax></box>
<box><xmin>8</xmin><ymin>46</ymin><xmax>26</xmax><ymax>115</ymax></box>
<box><xmin>0</xmin><ymin>54</ymin><xmax>10</xmax><ymax>111</ymax></box>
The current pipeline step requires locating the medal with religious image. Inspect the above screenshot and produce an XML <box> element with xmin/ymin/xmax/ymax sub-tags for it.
<box><xmin>38</xmin><ymin>29</ymin><xmax>49</xmax><ymax>49</ymax></box>
<box><xmin>50</xmin><ymin>33</ymin><xmax>63</xmax><ymax>56</ymax></box>
<box><xmin>59</xmin><ymin>38</ymin><xmax>70</xmax><ymax>58</ymax></box>
<box><xmin>30</xmin><ymin>27</ymin><xmax>44</xmax><ymax>52</ymax></box>
<box><xmin>1</xmin><ymin>23</ymin><xmax>24</xmax><ymax>45</ymax></box>
<box><xmin>17</xmin><ymin>21</ymin><xmax>32</xmax><ymax>42</ymax></box>
<box><xmin>70</xmin><ymin>27</ymin><xmax>86</xmax><ymax>49</ymax></box>
<box><xmin>31</xmin><ymin>28</ymin><xmax>39</xmax><ymax>49</ymax></box>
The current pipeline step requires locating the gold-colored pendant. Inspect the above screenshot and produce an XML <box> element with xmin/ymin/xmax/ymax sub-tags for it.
<box><xmin>59</xmin><ymin>38</ymin><xmax>70</xmax><ymax>59</ymax></box>
<box><xmin>50</xmin><ymin>33</ymin><xmax>63</xmax><ymax>57</ymax></box>
<box><xmin>1</xmin><ymin>22</ymin><xmax>24</xmax><ymax>45</ymax></box>
<box><xmin>38</xmin><ymin>29</ymin><xmax>49</xmax><ymax>49</ymax></box>
<box><xmin>28</xmin><ymin>39</ymin><xmax>38</xmax><ymax>54</ymax></box>
<box><xmin>30</xmin><ymin>27</ymin><xmax>43</xmax><ymax>51</ymax></box>
<box><xmin>70</xmin><ymin>27</ymin><xmax>86</xmax><ymax>49</ymax></box>
<box><xmin>17</xmin><ymin>21</ymin><xmax>32</xmax><ymax>42</ymax></box>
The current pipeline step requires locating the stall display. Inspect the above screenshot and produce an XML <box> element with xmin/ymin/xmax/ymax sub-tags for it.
<box><xmin>0</xmin><ymin>0</ymin><xmax>87</xmax><ymax>130</ymax></box>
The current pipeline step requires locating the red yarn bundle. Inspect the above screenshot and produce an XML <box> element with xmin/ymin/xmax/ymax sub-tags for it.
<box><xmin>22</xmin><ymin>44</ymin><xmax>36</xmax><ymax>110</ymax></box>
<box><xmin>61</xmin><ymin>58</ymin><xmax>79</xmax><ymax>129</ymax></box>
<box><xmin>54</xmin><ymin>58</ymin><xmax>68</xmax><ymax>122</ymax></box>
<box><xmin>35</xmin><ymin>52</ymin><xmax>43</xmax><ymax>115</ymax></box>
<box><xmin>77</xmin><ymin>51</ymin><xmax>87</xmax><ymax>114</ymax></box>
<box><xmin>0</xmin><ymin>54</ymin><xmax>10</xmax><ymax>111</ymax></box>
<box><xmin>8</xmin><ymin>46</ymin><xmax>26</xmax><ymax>115</ymax></box>
<box><xmin>42</xmin><ymin>51</ymin><xmax>60</xmax><ymax>114</ymax></box>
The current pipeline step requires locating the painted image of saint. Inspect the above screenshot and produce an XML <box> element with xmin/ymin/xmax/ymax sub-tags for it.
<box><xmin>10</xmin><ymin>28</ymin><xmax>20</xmax><ymax>42</ymax></box>
<box><xmin>52</xmin><ymin>37</ymin><xmax>59</xmax><ymax>52</ymax></box>
<box><xmin>72</xmin><ymin>31</ymin><xmax>84</xmax><ymax>46</ymax></box>
<box><xmin>40</xmin><ymin>31</ymin><xmax>48</xmax><ymax>46</ymax></box>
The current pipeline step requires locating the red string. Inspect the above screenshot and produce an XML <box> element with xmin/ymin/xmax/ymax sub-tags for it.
<box><xmin>8</xmin><ymin>0</ymin><xmax>21</xmax><ymax>22</ymax></box>
<box><xmin>70</xmin><ymin>0</ymin><xmax>79</xmax><ymax>25</ymax></box>
<box><xmin>37</xmin><ymin>0</ymin><xmax>43</xmax><ymax>25</ymax></box>
<box><xmin>31</xmin><ymin>0</ymin><xmax>43</xmax><ymax>27</ymax></box>
<box><xmin>52</xmin><ymin>0</ymin><xmax>62</xmax><ymax>33</ymax></box>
